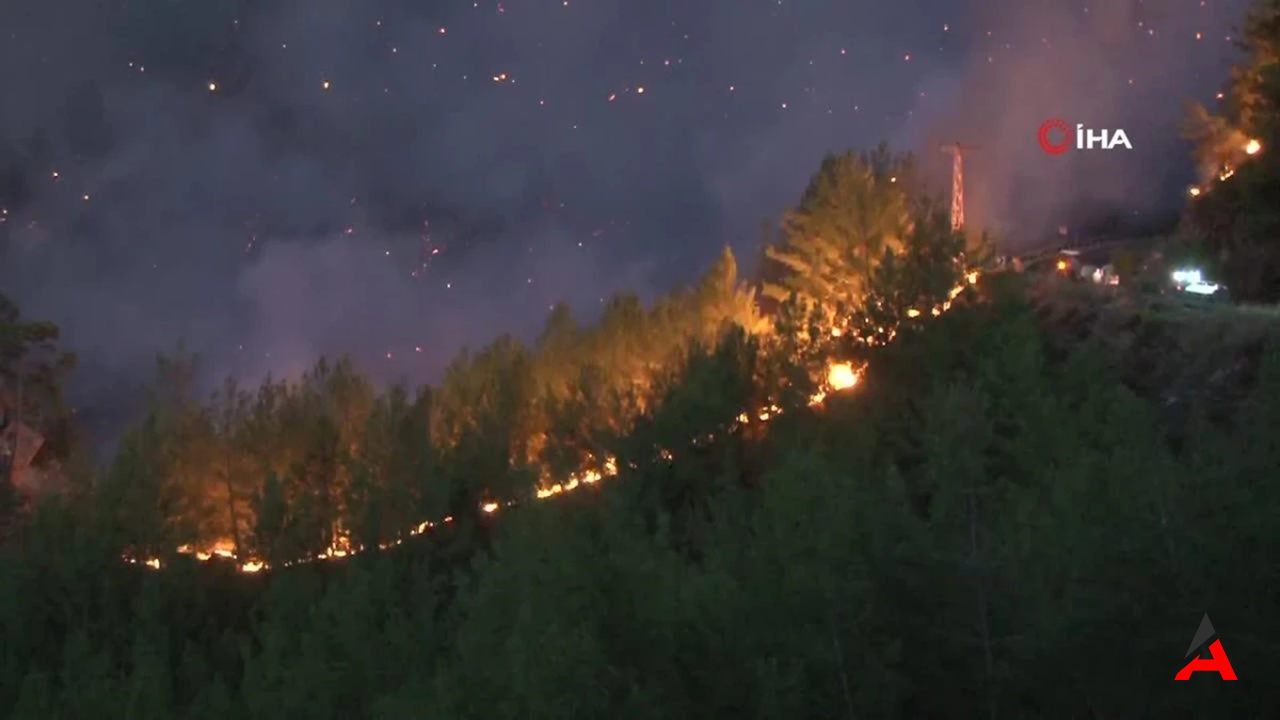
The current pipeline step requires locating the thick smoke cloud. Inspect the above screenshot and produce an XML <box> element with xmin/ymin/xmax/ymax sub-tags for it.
<box><xmin>0</xmin><ymin>0</ymin><xmax>1253</xmax><ymax>443</ymax></box>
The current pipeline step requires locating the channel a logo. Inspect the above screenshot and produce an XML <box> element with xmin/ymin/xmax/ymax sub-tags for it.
<box><xmin>1175</xmin><ymin>613</ymin><xmax>1237</xmax><ymax>680</ymax></box>
<box><xmin>1038</xmin><ymin>118</ymin><xmax>1133</xmax><ymax>155</ymax></box>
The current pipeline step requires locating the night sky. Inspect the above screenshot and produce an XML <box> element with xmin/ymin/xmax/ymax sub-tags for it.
<box><xmin>0</xmin><ymin>0</ymin><xmax>1253</xmax><ymax>432</ymax></box>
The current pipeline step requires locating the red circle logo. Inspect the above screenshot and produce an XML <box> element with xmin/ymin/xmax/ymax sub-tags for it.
<box><xmin>1038</xmin><ymin>118</ymin><xmax>1071</xmax><ymax>155</ymax></box>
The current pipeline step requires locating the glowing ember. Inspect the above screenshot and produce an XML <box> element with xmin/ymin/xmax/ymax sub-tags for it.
<box><xmin>1244</xmin><ymin>138</ymin><xmax>1261</xmax><ymax>155</ymax></box>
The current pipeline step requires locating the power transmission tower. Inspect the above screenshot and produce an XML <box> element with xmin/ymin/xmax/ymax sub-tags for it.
<box><xmin>939</xmin><ymin>143</ymin><xmax>978</xmax><ymax>232</ymax></box>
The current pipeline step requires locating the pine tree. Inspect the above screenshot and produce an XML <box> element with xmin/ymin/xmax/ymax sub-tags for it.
<box><xmin>762</xmin><ymin>144</ymin><xmax>916</xmax><ymax>312</ymax></box>
<box><xmin>1184</xmin><ymin>0</ymin><xmax>1280</xmax><ymax>300</ymax></box>
<box><xmin>0</xmin><ymin>294</ymin><xmax>76</xmax><ymax>501</ymax></box>
<box><xmin>846</xmin><ymin>203</ymin><xmax>970</xmax><ymax>348</ymax></box>
<box><xmin>692</xmin><ymin>245</ymin><xmax>765</xmax><ymax>342</ymax></box>
<box><xmin>209</xmin><ymin>378</ymin><xmax>253</xmax><ymax>556</ymax></box>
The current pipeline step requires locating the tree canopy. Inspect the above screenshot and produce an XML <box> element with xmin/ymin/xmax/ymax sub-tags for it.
<box><xmin>0</xmin><ymin>293</ymin><xmax>76</xmax><ymax>528</ymax></box>
<box><xmin>1184</xmin><ymin>0</ymin><xmax>1280</xmax><ymax>301</ymax></box>
<box><xmin>761</xmin><ymin>144</ymin><xmax>917</xmax><ymax>311</ymax></box>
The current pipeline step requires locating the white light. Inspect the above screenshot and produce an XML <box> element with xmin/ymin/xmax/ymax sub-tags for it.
<box><xmin>1171</xmin><ymin>269</ymin><xmax>1203</xmax><ymax>285</ymax></box>
<box><xmin>1184</xmin><ymin>282</ymin><xmax>1220</xmax><ymax>295</ymax></box>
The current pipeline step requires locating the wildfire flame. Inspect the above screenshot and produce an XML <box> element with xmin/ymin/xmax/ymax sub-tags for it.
<box><xmin>1191</xmin><ymin>138</ymin><xmax>1264</xmax><ymax>197</ymax></box>
<box><xmin>826</xmin><ymin>362</ymin><xmax>858</xmax><ymax>390</ymax></box>
<box><xmin>122</xmin><ymin>271</ymin><xmax>981</xmax><ymax>573</ymax></box>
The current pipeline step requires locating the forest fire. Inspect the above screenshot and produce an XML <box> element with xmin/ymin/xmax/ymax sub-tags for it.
<box><xmin>125</xmin><ymin>457</ymin><xmax>623</xmax><ymax>573</ymax></box>
<box><xmin>121</xmin><ymin>270</ymin><xmax>980</xmax><ymax>574</ymax></box>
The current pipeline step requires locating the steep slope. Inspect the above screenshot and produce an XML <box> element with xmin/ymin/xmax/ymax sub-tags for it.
<box><xmin>1028</xmin><ymin>275</ymin><xmax>1280</xmax><ymax>434</ymax></box>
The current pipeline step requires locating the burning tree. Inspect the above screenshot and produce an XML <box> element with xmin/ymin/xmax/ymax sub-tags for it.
<box><xmin>1184</xmin><ymin>0</ymin><xmax>1280</xmax><ymax>301</ymax></box>
<box><xmin>760</xmin><ymin>145</ymin><xmax>985</xmax><ymax>407</ymax></box>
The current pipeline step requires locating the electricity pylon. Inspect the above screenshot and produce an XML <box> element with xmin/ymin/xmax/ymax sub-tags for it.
<box><xmin>939</xmin><ymin>142</ymin><xmax>978</xmax><ymax>232</ymax></box>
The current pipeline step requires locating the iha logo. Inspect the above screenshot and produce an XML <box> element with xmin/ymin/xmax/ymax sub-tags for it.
<box><xmin>1175</xmin><ymin>613</ymin><xmax>1237</xmax><ymax>680</ymax></box>
<box><xmin>1037</xmin><ymin>118</ymin><xmax>1133</xmax><ymax>155</ymax></box>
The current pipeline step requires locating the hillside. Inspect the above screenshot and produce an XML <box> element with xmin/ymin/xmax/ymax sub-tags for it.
<box><xmin>6</xmin><ymin>108</ymin><xmax>1280</xmax><ymax>713</ymax></box>
<box><xmin>4</xmin><ymin>261</ymin><xmax>1280</xmax><ymax>718</ymax></box>
<box><xmin>1027</xmin><ymin>274</ymin><xmax>1280</xmax><ymax>431</ymax></box>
